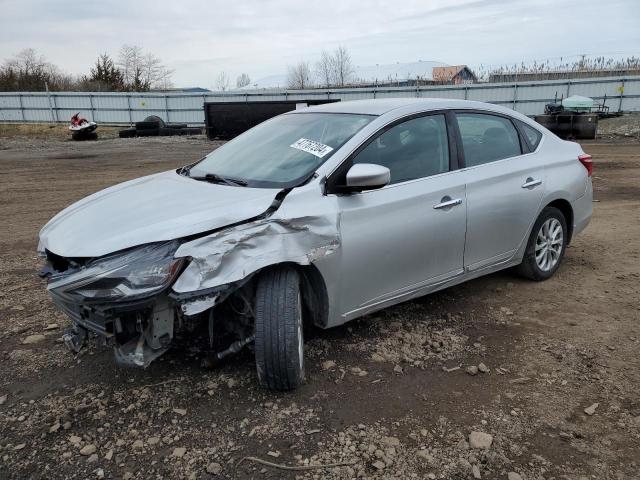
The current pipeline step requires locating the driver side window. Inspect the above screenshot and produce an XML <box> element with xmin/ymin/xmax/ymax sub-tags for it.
<box><xmin>353</xmin><ymin>114</ymin><xmax>450</xmax><ymax>184</ymax></box>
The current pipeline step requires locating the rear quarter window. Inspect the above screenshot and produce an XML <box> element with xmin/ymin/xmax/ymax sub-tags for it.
<box><xmin>518</xmin><ymin>121</ymin><xmax>543</xmax><ymax>150</ymax></box>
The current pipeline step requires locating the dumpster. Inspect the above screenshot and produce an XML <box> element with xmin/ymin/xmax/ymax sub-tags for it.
<box><xmin>534</xmin><ymin>112</ymin><xmax>598</xmax><ymax>140</ymax></box>
<box><xmin>203</xmin><ymin>99</ymin><xmax>339</xmax><ymax>140</ymax></box>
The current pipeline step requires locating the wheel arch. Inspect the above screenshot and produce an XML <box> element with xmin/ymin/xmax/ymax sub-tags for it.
<box><xmin>545</xmin><ymin>198</ymin><xmax>574</xmax><ymax>244</ymax></box>
<box><xmin>253</xmin><ymin>261</ymin><xmax>330</xmax><ymax>329</ymax></box>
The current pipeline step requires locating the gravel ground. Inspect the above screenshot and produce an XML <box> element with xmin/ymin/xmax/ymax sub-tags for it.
<box><xmin>598</xmin><ymin>113</ymin><xmax>640</xmax><ymax>139</ymax></box>
<box><xmin>0</xmin><ymin>132</ymin><xmax>639</xmax><ymax>480</ymax></box>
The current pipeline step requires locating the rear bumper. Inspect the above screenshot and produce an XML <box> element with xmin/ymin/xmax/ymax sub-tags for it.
<box><xmin>571</xmin><ymin>179</ymin><xmax>593</xmax><ymax>237</ymax></box>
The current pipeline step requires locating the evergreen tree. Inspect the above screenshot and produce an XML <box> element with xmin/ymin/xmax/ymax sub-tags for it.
<box><xmin>89</xmin><ymin>54</ymin><xmax>125</xmax><ymax>91</ymax></box>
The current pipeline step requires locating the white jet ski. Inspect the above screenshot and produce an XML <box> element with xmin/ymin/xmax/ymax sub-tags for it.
<box><xmin>69</xmin><ymin>113</ymin><xmax>97</xmax><ymax>133</ymax></box>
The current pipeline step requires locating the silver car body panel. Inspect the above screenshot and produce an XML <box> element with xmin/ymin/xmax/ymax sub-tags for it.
<box><xmin>39</xmin><ymin>98</ymin><xmax>592</xmax><ymax>335</ymax></box>
<box><xmin>461</xmin><ymin>151</ymin><xmax>546</xmax><ymax>272</ymax></box>
<box><xmin>172</xmin><ymin>187</ymin><xmax>341</xmax><ymax>293</ymax></box>
<box><xmin>334</xmin><ymin>170</ymin><xmax>467</xmax><ymax>319</ymax></box>
<box><xmin>38</xmin><ymin>170</ymin><xmax>281</xmax><ymax>258</ymax></box>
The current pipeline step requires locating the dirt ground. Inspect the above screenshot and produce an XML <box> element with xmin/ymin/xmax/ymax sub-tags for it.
<box><xmin>0</xmin><ymin>131</ymin><xmax>638</xmax><ymax>480</ymax></box>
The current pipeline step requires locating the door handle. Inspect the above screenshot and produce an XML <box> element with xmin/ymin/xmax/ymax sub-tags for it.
<box><xmin>521</xmin><ymin>177</ymin><xmax>542</xmax><ymax>189</ymax></box>
<box><xmin>433</xmin><ymin>197</ymin><xmax>463</xmax><ymax>209</ymax></box>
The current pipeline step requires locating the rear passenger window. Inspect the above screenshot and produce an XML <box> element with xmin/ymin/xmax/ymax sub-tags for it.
<box><xmin>519</xmin><ymin>121</ymin><xmax>543</xmax><ymax>150</ymax></box>
<box><xmin>456</xmin><ymin>113</ymin><xmax>522</xmax><ymax>167</ymax></box>
<box><xmin>353</xmin><ymin>114</ymin><xmax>449</xmax><ymax>184</ymax></box>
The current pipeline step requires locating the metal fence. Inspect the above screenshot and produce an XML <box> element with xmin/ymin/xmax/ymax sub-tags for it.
<box><xmin>1</xmin><ymin>75</ymin><xmax>639</xmax><ymax>125</ymax></box>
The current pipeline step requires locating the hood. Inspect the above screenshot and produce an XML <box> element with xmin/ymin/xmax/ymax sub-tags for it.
<box><xmin>39</xmin><ymin>170</ymin><xmax>281</xmax><ymax>258</ymax></box>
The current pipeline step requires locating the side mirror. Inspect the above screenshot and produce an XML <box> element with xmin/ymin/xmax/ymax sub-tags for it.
<box><xmin>345</xmin><ymin>163</ymin><xmax>390</xmax><ymax>192</ymax></box>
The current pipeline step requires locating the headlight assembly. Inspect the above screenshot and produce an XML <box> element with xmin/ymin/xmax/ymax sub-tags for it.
<box><xmin>48</xmin><ymin>241</ymin><xmax>184</xmax><ymax>303</ymax></box>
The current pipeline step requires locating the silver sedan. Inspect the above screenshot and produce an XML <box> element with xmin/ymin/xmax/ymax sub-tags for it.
<box><xmin>38</xmin><ymin>99</ymin><xmax>593</xmax><ymax>390</ymax></box>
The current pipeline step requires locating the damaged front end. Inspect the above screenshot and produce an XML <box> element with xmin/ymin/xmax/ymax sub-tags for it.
<box><xmin>39</xmin><ymin>208</ymin><xmax>340</xmax><ymax>369</ymax></box>
<box><xmin>41</xmin><ymin>241</ymin><xmax>185</xmax><ymax>367</ymax></box>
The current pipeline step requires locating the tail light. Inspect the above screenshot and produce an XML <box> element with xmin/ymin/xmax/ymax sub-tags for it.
<box><xmin>578</xmin><ymin>154</ymin><xmax>593</xmax><ymax>177</ymax></box>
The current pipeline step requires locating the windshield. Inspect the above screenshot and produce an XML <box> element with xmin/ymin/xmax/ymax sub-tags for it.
<box><xmin>189</xmin><ymin>112</ymin><xmax>375</xmax><ymax>188</ymax></box>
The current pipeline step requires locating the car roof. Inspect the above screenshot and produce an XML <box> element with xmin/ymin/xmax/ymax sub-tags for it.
<box><xmin>295</xmin><ymin>98</ymin><xmax>519</xmax><ymax>117</ymax></box>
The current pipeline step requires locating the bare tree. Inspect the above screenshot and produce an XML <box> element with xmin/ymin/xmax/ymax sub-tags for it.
<box><xmin>6</xmin><ymin>48</ymin><xmax>47</xmax><ymax>75</ymax></box>
<box><xmin>287</xmin><ymin>61</ymin><xmax>313</xmax><ymax>89</ymax></box>
<box><xmin>314</xmin><ymin>46</ymin><xmax>354</xmax><ymax>88</ymax></box>
<box><xmin>117</xmin><ymin>45</ymin><xmax>143</xmax><ymax>86</ymax></box>
<box><xmin>215</xmin><ymin>71</ymin><xmax>230</xmax><ymax>91</ymax></box>
<box><xmin>154</xmin><ymin>67</ymin><xmax>174</xmax><ymax>90</ymax></box>
<box><xmin>0</xmin><ymin>48</ymin><xmax>74</xmax><ymax>91</ymax></box>
<box><xmin>332</xmin><ymin>46</ymin><xmax>354</xmax><ymax>87</ymax></box>
<box><xmin>236</xmin><ymin>73</ymin><xmax>251</xmax><ymax>88</ymax></box>
<box><xmin>141</xmin><ymin>52</ymin><xmax>173</xmax><ymax>89</ymax></box>
<box><xmin>116</xmin><ymin>45</ymin><xmax>173</xmax><ymax>91</ymax></box>
<box><xmin>315</xmin><ymin>50</ymin><xmax>334</xmax><ymax>88</ymax></box>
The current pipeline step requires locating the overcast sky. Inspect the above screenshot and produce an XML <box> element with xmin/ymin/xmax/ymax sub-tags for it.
<box><xmin>0</xmin><ymin>0</ymin><xmax>638</xmax><ymax>87</ymax></box>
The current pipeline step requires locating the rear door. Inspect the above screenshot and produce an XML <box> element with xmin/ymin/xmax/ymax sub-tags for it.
<box><xmin>330</xmin><ymin>112</ymin><xmax>467</xmax><ymax>319</ymax></box>
<box><xmin>454</xmin><ymin>111</ymin><xmax>545</xmax><ymax>271</ymax></box>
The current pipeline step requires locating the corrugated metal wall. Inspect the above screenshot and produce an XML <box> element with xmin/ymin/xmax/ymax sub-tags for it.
<box><xmin>1</xmin><ymin>75</ymin><xmax>638</xmax><ymax>125</ymax></box>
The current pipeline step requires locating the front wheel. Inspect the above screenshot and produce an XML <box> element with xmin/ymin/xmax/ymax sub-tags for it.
<box><xmin>254</xmin><ymin>267</ymin><xmax>305</xmax><ymax>391</ymax></box>
<box><xmin>517</xmin><ymin>206</ymin><xmax>568</xmax><ymax>281</ymax></box>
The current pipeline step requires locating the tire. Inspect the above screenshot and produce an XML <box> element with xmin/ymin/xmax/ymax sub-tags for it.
<box><xmin>135</xmin><ymin>121</ymin><xmax>161</xmax><ymax>131</ymax></box>
<box><xmin>158</xmin><ymin>127</ymin><xmax>178</xmax><ymax>136</ymax></box>
<box><xmin>118</xmin><ymin>128</ymin><xmax>136</xmax><ymax>138</ymax></box>
<box><xmin>254</xmin><ymin>267</ymin><xmax>305</xmax><ymax>391</ymax></box>
<box><xmin>135</xmin><ymin>128</ymin><xmax>159</xmax><ymax>137</ymax></box>
<box><xmin>71</xmin><ymin>131</ymin><xmax>98</xmax><ymax>141</ymax></box>
<box><xmin>517</xmin><ymin>206</ymin><xmax>568</xmax><ymax>281</ymax></box>
<box><xmin>177</xmin><ymin>127</ymin><xmax>202</xmax><ymax>136</ymax></box>
<box><xmin>167</xmin><ymin>123</ymin><xmax>188</xmax><ymax>129</ymax></box>
<box><xmin>143</xmin><ymin>115</ymin><xmax>165</xmax><ymax>127</ymax></box>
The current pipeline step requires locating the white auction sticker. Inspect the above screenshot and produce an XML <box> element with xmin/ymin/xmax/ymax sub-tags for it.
<box><xmin>290</xmin><ymin>138</ymin><xmax>334</xmax><ymax>158</ymax></box>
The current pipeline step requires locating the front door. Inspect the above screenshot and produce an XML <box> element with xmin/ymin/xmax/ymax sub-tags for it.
<box><xmin>332</xmin><ymin>113</ymin><xmax>467</xmax><ymax>319</ymax></box>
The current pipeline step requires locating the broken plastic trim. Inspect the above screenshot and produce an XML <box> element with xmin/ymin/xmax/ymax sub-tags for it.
<box><xmin>62</xmin><ymin>324</ymin><xmax>88</xmax><ymax>353</ymax></box>
<box><xmin>170</xmin><ymin>279</ymin><xmax>248</xmax><ymax>317</ymax></box>
<box><xmin>114</xmin><ymin>334</ymin><xmax>169</xmax><ymax>368</ymax></box>
<box><xmin>179</xmin><ymin>293</ymin><xmax>218</xmax><ymax>316</ymax></box>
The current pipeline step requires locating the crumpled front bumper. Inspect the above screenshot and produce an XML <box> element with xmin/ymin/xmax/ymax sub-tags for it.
<box><xmin>50</xmin><ymin>294</ymin><xmax>118</xmax><ymax>339</ymax></box>
<box><xmin>47</xmin><ymin>284</ymin><xmax>175</xmax><ymax>368</ymax></box>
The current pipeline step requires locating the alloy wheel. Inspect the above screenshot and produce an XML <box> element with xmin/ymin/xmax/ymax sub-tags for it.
<box><xmin>535</xmin><ymin>218</ymin><xmax>563</xmax><ymax>271</ymax></box>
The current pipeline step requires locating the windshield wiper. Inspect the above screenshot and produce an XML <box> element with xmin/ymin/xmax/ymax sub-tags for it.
<box><xmin>190</xmin><ymin>173</ymin><xmax>248</xmax><ymax>187</ymax></box>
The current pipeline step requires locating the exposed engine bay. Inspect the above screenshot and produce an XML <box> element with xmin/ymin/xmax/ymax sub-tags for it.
<box><xmin>41</xmin><ymin>246</ymin><xmax>259</xmax><ymax>368</ymax></box>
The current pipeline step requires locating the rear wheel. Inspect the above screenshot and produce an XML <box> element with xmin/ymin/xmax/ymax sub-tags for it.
<box><xmin>517</xmin><ymin>206</ymin><xmax>567</xmax><ymax>281</ymax></box>
<box><xmin>254</xmin><ymin>267</ymin><xmax>305</xmax><ymax>391</ymax></box>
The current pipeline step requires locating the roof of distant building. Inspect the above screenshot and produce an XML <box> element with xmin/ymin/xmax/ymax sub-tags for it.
<box><xmin>432</xmin><ymin>65</ymin><xmax>474</xmax><ymax>82</ymax></box>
